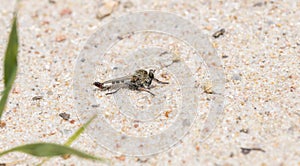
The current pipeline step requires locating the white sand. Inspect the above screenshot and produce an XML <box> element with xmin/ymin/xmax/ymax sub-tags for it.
<box><xmin>0</xmin><ymin>0</ymin><xmax>299</xmax><ymax>165</ymax></box>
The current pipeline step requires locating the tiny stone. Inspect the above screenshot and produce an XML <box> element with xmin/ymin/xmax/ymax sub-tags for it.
<box><xmin>47</xmin><ymin>90</ymin><xmax>53</xmax><ymax>95</ymax></box>
<box><xmin>91</xmin><ymin>104</ymin><xmax>100</xmax><ymax>108</ymax></box>
<box><xmin>60</xmin><ymin>8</ymin><xmax>72</xmax><ymax>16</ymax></box>
<box><xmin>136</xmin><ymin>157</ymin><xmax>148</xmax><ymax>163</ymax></box>
<box><xmin>241</xmin><ymin>148</ymin><xmax>251</xmax><ymax>155</ymax></box>
<box><xmin>232</xmin><ymin>73</ymin><xmax>241</xmax><ymax>81</ymax></box>
<box><xmin>222</xmin><ymin>55</ymin><xmax>229</xmax><ymax>58</ymax></box>
<box><xmin>32</xmin><ymin>96</ymin><xmax>43</xmax><ymax>100</ymax></box>
<box><xmin>48</xmin><ymin>0</ymin><xmax>56</xmax><ymax>4</ymax></box>
<box><xmin>123</xmin><ymin>1</ymin><xmax>133</xmax><ymax>8</ymax></box>
<box><xmin>55</xmin><ymin>35</ymin><xmax>67</xmax><ymax>42</ymax></box>
<box><xmin>253</xmin><ymin>2</ymin><xmax>263</xmax><ymax>7</ymax></box>
<box><xmin>212</xmin><ymin>28</ymin><xmax>225</xmax><ymax>38</ymax></box>
<box><xmin>96</xmin><ymin>0</ymin><xmax>119</xmax><ymax>20</ymax></box>
<box><xmin>0</xmin><ymin>121</ymin><xmax>6</xmax><ymax>128</ymax></box>
<box><xmin>59</xmin><ymin>112</ymin><xmax>70</xmax><ymax>120</ymax></box>
<box><xmin>239</xmin><ymin>128</ymin><xmax>249</xmax><ymax>133</ymax></box>
<box><xmin>115</xmin><ymin>155</ymin><xmax>126</xmax><ymax>161</ymax></box>
<box><xmin>61</xmin><ymin>154</ymin><xmax>71</xmax><ymax>159</ymax></box>
<box><xmin>63</xmin><ymin>129</ymin><xmax>72</xmax><ymax>135</ymax></box>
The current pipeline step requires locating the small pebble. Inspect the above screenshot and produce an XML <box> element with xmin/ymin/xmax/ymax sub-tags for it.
<box><xmin>232</xmin><ymin>73</ymin><xmax>241</xmax><ymax>81</ymax></box>
<box><xmin>63</xmin><ymin>129</ymin><xmax>72</xmax><ymax>135</ymax></box>
<box><xmin>136</xmin><ymin>157</ymin><xmax>149</xmax><ymax>163</ymax></box>
<box><xmin>239</xmin><ymin>128</ymin><xmax>249</xmax><ymax>134</ymax></box>
<box><xmin>0</xmin><ymin>121</ymin><xmax>6</xmax><ymax>128</ymax></box>
<box><xmin>222</xmin><ymin>55</ymin><xmax>229</xmax><ymax>58</ymax></box>
<box><xmin>212</xmin><ymin>28</ymin><xmax>225</xmax><ymax>38</ymax></box>
<box><xmin>91</xmin><ymin>104</ymin><xmax>100</xmax><ymax>108</ymax></box>
<box><xmin>241</xmin><ymin>148</ymin><xmax>251</xmax><ymax>155</ymax></box>
<box><xmin>115</xmin><ymin>155</ymin><xmax>126</xmax><ymax>161</ymax></box>
<box><xmin>47</xmin><ymin>90</ymin><xmax>53</xmax><ymax>95</ymax></box>
<box><xmin>32</xmin><ymin>96</ymin><xmax>43</xmax><ymax>100</ymax></box>
<box><xmin>60</xmin><ymin>8</ymin><xmax>72</xmax><ymax>16</ymax></box>
<box><xmin>253</xmin><ymin>2</ymin><xmax>266</xmax><ymax>7</ymax></box>
<box><xmin>123</xmin><ymin>1</ymin><xmax>133</xmax><ymax>8</ymax></box>
<box><xmin>59</xmin><ymin>112</ymin><xmax>70</xmax><ymax>121</ymax></box>
<box><xmin>241</xmin><ymin>147</ymin><xmax>265</xmax><ymax>155</ymax></box>
<box><xmin>165</xmin><ymin>110</ymin><xmax>172</xmax><ymax>118</ymax></box>
<box><xmin>55</xmin><ymin>35</ymin><xmax>67</xmax><ymax>42</ymax></box>
<box><xmin>202</xmin><ymin>81</ymin><xmax>214</xmax><ymax>94</ymax></box>
<box><xmin>117</xmin><ymin>36</ymin><xmax>123</xmax><ymax>40</ymax></box>
<box><xmin>61</xmin><ymin>154</ymin><xmax>71</xmax><ymax>159</ymax></box>
<box><xmin>96</xmin><ymin>0</ymin><xmax>119</xmax><ymax>20</ymax></box>
<box><xmin>48</xmin><ymin>0</ymin><xmax>56</xmax><ymax>4</ymax></box>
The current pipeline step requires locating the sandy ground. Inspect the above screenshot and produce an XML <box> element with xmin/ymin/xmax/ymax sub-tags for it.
<box><xmin>0</xmin><ymin>0</ymin><xmax>299</xmax><ymax>165</ymax></box>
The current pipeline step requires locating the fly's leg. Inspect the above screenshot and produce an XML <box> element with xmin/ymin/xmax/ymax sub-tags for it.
<box><xmin>127</xmin><ymin>83</ymin><xmax>155</xmax><ymax>96</ymax></box>
<box><xmin>153</xmin><ymin>78</ymin><xmax>169</xmax><ymax>84</ymax></box>
<box><xmin>127</xmin><ymin>83</ymin><xmax>138</xmax><ymax>90</ymax></box>
<box><xmin>105</xmin><ymin>88</ymin><xmax>121</xmax><ymax>95</ymax></box>
<box><xmin>137</xmin><ymin>87</ymin><xmax>155</xmax><ymax>96</ymax></box>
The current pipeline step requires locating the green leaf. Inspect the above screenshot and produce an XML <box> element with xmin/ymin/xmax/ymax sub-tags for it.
<box><xmin>0</xmin><ymin>14</ymin><xmax>18</xmax><ymax>119</ymax></box>
<box><xmin>65</xmin><ymin>115</ymin><xmax>97</xmax><ymax>146</ymax></box>
<box><xmin>0</xmin><ymin>143</ymin><xmax>107</xmax><ymax>162</ymax></box>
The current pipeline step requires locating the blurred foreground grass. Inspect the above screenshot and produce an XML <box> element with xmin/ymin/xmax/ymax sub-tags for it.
<box><xmin>0</xmin><ymin>3</ymin><xmax>107</xmax><ymax>165</ymax></box>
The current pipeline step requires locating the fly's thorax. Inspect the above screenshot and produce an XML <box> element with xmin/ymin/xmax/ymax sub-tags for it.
<box><xmin>131</xmin><ymin>75</ymin><xmax>139</xmax><ymax>82</ymax></box>
<box><xmin>132</xmin><ymin>69</ymin><xmax>156</xmax><ymax>88</ymax></box>
<box><xmin>130</xmin><ymin>75</ymin><xmax>141</xmax><ymax>86</ymax></box>
<box><xmin>130</xmin><ymin>70</ymin><xmax>147</xmax><ymax>85</ymax></box>
<box><xmin>143</xmin><ymin>77</ymin><xmax>153</xmax><ymax>88</ymax></box>
<box><xmin>135</xmin><ymin>70</ymin><xmax>148</xmax><ymax>79</ymax></box>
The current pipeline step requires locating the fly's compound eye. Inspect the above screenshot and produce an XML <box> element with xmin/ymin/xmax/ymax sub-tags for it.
<box><xmin>149</xmin><ymin>72</ymin><xmax>154</xmax><ymax>79</ymax></box>
<box><xmin>149</xmin><ymin>69</ymin><xmax>155</xmax><ymax>79</ymax></box>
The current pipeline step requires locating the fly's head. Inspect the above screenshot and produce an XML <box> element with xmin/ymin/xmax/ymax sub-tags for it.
<box><xmin>149</xmin><ymin>69</ymin><xmax>155</xmax><ymax>79</ymax></box>
<box><xmin>142</xmin><ymin>69</ymin><xmax>155</xmax><ymax>88</ymax></box>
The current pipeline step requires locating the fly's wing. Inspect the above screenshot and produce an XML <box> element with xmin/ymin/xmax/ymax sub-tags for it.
<box><xmin>102</xmin><ymin>75</ymin><xmax>132</xmax><ymax>86</ymax></box>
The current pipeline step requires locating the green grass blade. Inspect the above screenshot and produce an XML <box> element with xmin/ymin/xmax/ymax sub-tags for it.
<box><xmin>0</xmin><ymin>15</ymin><xmax>18</xmax><ymax>119</ymax></box>
<box><xmin>38</xmin><ymin>115</ymin><xmax>107</xmax><ymax>165</ymax></box>
<box><xmin>65</xmin><ymin>115</ymin><xmax>97</xmax><ymax>146</ymax></box>
<box><xmin>0</xmin><ymin>143</ymin><xmax>107</xmax><ymax>162</ymax></box>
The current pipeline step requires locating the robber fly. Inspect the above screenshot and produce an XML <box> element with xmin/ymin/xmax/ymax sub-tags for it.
<box><xmin>93</xmin><ymin>69</ymin><xmax>169</xmax><ymax>96</ymax></box>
